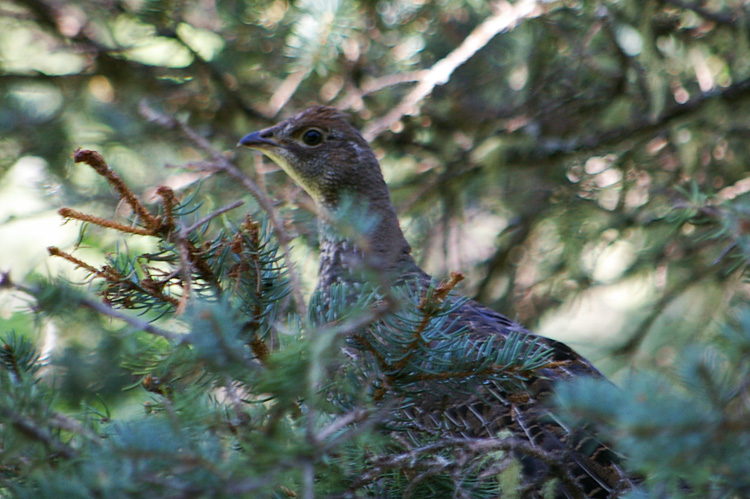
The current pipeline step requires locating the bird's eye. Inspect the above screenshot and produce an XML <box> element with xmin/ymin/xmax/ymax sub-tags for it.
<box><xmin>301</xmin><ymin>129</ymin><xmax>324</xmax><ymax>146</ymax></box>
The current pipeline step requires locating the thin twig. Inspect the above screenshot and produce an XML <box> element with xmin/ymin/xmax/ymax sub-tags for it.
<box><xmin>175</xmin><ymin>240</ymin><xmax>192</xmax><ymax>315</ymax></box>
<box><xmin>181</xmin><ymin>200</ymin><xmax>245</xmax><ymax>237</ymax></box>
<box><xmin>315</xmin><ymin>300</ymin><xmax>393</xmax><ymax>340</ymax></box>
<box><xmin>315</xmin><ymin>409</ymin><xmax>369</xmax><ymax>443</ymax></box>
<box><xmin>47</xmin><ymin>246</ymin><xmax>110</xmax><ymax>280</ymax></box>
<box><xmin>319</xmin><ymin>402</ymin><xmax>396</xmax><ymax>454</ymax></box>
<box><xmin>302</xmin><ymin>460</ymin><xmax>314</xmax><ymax>499</ymax></box>
<box><xmin>73</xmin><ymin>149</ymin><xmax>161</xmax><ymax>231</ymax></box>
<box><xmin>58</xmin><ymin>207</ymin><xmax>153</xmax><ymax>236</ymax></box>
<box><xmin>156</xmin><ymin>186</ymin><xmax>176</xmax><ymax>231</ymax></box>
<box><xmin>79</xmin><ymin>294</ymin><xmax>181</xmax><ymax>342</ymax></box>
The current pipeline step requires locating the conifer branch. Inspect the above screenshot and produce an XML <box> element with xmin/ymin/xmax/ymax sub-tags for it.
<box><xmin>51</xmin><ymin>154</ymin><xmax>266</xmax><ymax>313</ymax></box>
<box><xmin>74</xmin><ymin>149</ymin><xmax>161</xmax><ymax>231</ymax></box>
<box><xmin>0</xmin><ymin>407</ymin><xmax>77</xmax><ymax>459</ymax></box>
<box><xmin>156</xmin><ymin>186</ymin><xmax>177</xmax><ymax>231</ymax></box>
<box><xmin>47</xmin><ymin>246</ymin><xmax>110</xmax><ymax>280</ymax></box>
<box><xmin>48</xmin><ymin>246</ymin><xmax>182</xmax><ymax>308</ymax></box>
<box><xmin>0</xmin><ymin>331</ymin><xmax>41</xmax><ymax>382</ymax></box>
<box><xmin>138</xmin><ymin>101</ymin><xmax>308</xmax><ymax>319</ymax></box>
<box><xmin>57</xmin><ymin>207</ymin><xmax>154</xmax><ymax>236</ymax></box>
<box><xmin>391</xmin><ymin>272</ymin><xmax>466</xmax><ymax>373</ymax></box>
<box><xmin>7</xmin><ymin>279</ymin><xmax>181</xmax><ymax>342</ymax></box>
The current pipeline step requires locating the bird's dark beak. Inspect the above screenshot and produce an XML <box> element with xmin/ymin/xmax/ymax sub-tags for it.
<box><xmin>238</xmin><ymin>130</ymin><xmax>278</xmax><ymax>149</ymax></box>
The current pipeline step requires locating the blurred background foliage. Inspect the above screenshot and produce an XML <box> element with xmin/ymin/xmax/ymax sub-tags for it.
<box><xmin>3</xmin><ymin>0</ymin><xmax>750</xmax><ymax>376</ymax></box>
<box><xmin>1</xmin><ymin>0</ymin><xmax>750</xmax><ymax>493</ymax></box>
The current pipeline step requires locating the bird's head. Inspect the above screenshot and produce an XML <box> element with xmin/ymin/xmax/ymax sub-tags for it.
<box><xmin>239</xmin><ymin>106</ymin><xmax>388</xmax><ymax>208</ymax></box>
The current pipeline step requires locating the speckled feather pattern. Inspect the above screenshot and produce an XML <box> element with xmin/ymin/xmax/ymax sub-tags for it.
<box><xmin>242</xmin><ymin>106</ymin><xmax>635</xmax><ymax>498</ymax></box>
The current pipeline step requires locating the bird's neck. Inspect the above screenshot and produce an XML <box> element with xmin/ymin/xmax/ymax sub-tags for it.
<box><xmin>316</xmin><ymin>193</ymin><xmax>415</xmax><ymax>292</ymax></box>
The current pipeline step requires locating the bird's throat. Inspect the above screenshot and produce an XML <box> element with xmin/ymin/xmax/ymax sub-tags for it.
<box><xmin>316</xmin><ymin>198</ymin><xmax>414</xmax><ymax>292</ymax></box>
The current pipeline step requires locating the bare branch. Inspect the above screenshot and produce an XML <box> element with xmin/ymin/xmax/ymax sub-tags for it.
<box><xmin>78</xmin><ymin>293</ymin><xmax>181</xmax><ymax>342</ymax></box>
<box><xmin>362</xmin><ymin>0</ymin><xmax>544</xmax><ymax>140</ymax></box>
<box><xmin>336</xmin><ymin>71</ymin><xmax>429</xmax><ymax>110</ymax></box>
<box><xmin>266</xmin><ymin>68</ymin><xmax>309</xmax><ymax>117</ymax></box>
<box><xmin>180</xmin><ymin>200</ymin><xmax>245</xmax><ymax>237</ymax></box>
<box><xmin>315</xmin><ymin>409</ymin><xmax>369</xmax><ymax>443</ymax></box>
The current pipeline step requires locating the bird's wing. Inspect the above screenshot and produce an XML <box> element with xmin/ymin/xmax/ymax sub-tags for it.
<box><xmin>399</xmin><ymin>296</ymin><xmax>634</xmax><ymax>498</ymax></box>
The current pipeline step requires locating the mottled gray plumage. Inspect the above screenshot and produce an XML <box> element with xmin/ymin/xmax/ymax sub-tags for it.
<box><xmin>240</xmin><ymin>106</ymin><xmax>634</xmax><ymax>497</ymax></box>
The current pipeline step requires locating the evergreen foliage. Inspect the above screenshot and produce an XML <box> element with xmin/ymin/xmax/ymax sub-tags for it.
<box><xmin>0</xmin><ymin>153</ymin><xmax>569</xmax><ymax>497</ymax></box>
<box><xmin>2</xmin><ymin>0</ymin><xmax>750</xmax><ymax>496</ymax></box>
<box><xmin>556</xmin><ymin>308</ymin><xmax>750</xmax><ymax>498</ymax></box>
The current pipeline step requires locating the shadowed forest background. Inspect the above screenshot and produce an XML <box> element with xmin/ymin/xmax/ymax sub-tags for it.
<box><xmin>1</xmin><ymin>0</ymin><xmax>750</xmax><ymax>497</ymax></box>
